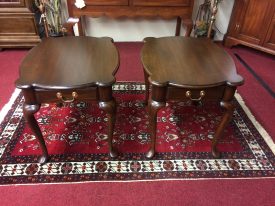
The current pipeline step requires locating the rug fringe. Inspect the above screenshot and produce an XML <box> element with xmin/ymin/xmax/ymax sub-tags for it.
<box><xmin>235</xmin><ymin>92</ymin><xmax>275</xmax><ymax>155</ymax></box>
<box><xmin>0</xmin><ymin>88</ymin><xmax>21</xmax><ymax>124</ymax></box>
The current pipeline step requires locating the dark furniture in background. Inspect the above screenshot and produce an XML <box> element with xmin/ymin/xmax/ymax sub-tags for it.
<box><xmin>16</xmin><ymin>36</ymin><xmax>119</xmax><ymax>163</ymax></box>
<box><xmin>141</xmin><ymin>37</ymin><xmax>244</xmax><ymax>158</ymax></box>
<box><xmin>225</xmin><ymin>0</ymin><xmax>275</xmax><ymax>55</ymax></box>
<box><xmin>0</xmin><ymin>0</ymin><xmax>40</xmax><ymax>48</ymax></box>
<box><xmin>66</xmin><ymin>0</ymin><xmax>195</xmax><ymax>36</ymax></box>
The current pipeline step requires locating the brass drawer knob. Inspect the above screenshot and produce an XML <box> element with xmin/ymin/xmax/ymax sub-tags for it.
<box><xmin>185</xmin><ymin>90</ymin><xmax>205</xmax><ymax>101</ymax></box>
<box><xmin>56</xmin><ymin>91</ymin><xmax>78</xmax><ymax>103</ymax></box>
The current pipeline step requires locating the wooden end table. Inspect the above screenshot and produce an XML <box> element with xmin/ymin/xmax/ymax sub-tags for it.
<box><xmin>141</xmin><ymin>37</ymin><xmax>244</xmax><ymax>158</ymax></box>
<box><xmin>15</xmin><ymin>36</ymin><xmax>119</xmax><ymax>164</ymax></box>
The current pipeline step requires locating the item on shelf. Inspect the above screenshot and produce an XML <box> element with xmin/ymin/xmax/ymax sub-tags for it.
<box><xmin>194</xmin><ymin>0</ymin><xmax>222</xmax><ymax>38</ymax></box>
<box><xmin>34</xmin><ymin>0</ymin><xmax>64</xmax><ymax>37</ymax></box>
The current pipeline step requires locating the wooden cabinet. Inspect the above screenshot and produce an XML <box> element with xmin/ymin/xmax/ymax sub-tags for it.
<box><xmin>67</xmin><ymin>0</ymin><xmax>194</xmax><ymax>36</ymax></box>
<box><xmin>225</xmin><ymin>0</ymin><xmax>275</xmax><ymax>55</ymax></box>
<box><xmin>264</xmin><ymin>17</ymin><xmax>275</xmax><ymax>50</ymax></box>
<box><xmin>132</xmin><ymin>0</ymin><xmax>191</xmax><ymax>6</ymax></box>
<box><xmin>0</xmin><ymin>0</ymin><xmax>40</xmax><ymax>48</ymax></box>
<box><xmin>85</xmin><ymin>0</ymin><xmax>129</xmax><ymax>6</ymax></box>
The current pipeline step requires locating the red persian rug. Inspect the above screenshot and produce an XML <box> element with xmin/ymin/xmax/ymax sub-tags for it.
<box><xmin>0</xmin><ymin>82</ymin><xmax>274</xmax><ymax>185</ymax></box>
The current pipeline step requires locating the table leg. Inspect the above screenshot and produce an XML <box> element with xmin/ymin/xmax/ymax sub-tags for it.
<box><xmin>146</xmin><ymin>85</ymin><xmax>166</xmax><ymax>158</ymax></box>
<box><xmin>23</xmin><ymin>103</ymin><xmax>49</xmax><ymax>164</ymax></box>
<box><xmin>99</xmin><ymin>100</ymin><xmax>118</xmax><ymax>158</ymax></box>
<box><xmin>144</xmin><ymin>69</ymin><xmax>150</xmax><ymax>105</ymax></box>
<box><xmin>77</xmin><ymin>16</ymin><xmax>85</xmax><ymax>36</ymax></box>
<box><xmin>175</xmin><ymin>17</ymin><xmax>182</xmax><ymax>36</ymax></box>
<box><xmin>182</xmin><ymin>19</ymin><xmax>193</xmax><ymax>37</ymax></box>
<box><xmin>146</xmin><ymin>100</ymin><xmax>165</xmax><ymax>158</ymax></box>
<box><xmin>212</xmin><ymin>86</ymin><xmax>236</xmax><ymax>158</ymax></box>
<box><xmin>98</xmin><ymin>86</ymin><xmax>118</xmax><ymax>158</ymax></box>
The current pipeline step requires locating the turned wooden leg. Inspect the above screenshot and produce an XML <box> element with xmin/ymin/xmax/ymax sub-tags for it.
<box><xmin>175</xmin><ymin>17</ymin><xmax>182</xmax><ymax>36</ymax></box>
<box><xmin>23</xmin><ymin>103</ymin><xmax>49</xmax><ymax>164</ymax></box>
<box><xmin>146</xmin><ymin>100</ymin><xmax>165</xmax><ymax>158</ymax></box>
<box><xmin>144</xmin><ymin>69</ymin><xmax>150</xmax><ymax>105</ymax></box>
<box><xmin>212</xmin><ymin>101</ymin><xmax>234</xmax><ymax>158</ymax></box>
<box><xmin>99</xmin><ymin>99</ymin><xmax>118</xmax><ymax>158</ymax></box>
<box><xmin>77</xmin><ymin>16</ymin><xmax>85</xmax><ymax>36</ymax></box>
<box><xmin>146</xmin><ymin>85</ymin><xmax>167</xmax><ymax>158</ymax></box>
<box><xmin>212</xmin><ymin>86</ymin><xmax>236</xmax><ymax>158</ymax></box>
<box><xmin>182</xmin><ymin>19</ymin><xmax>193</xmax><ymax>37</ymax></box>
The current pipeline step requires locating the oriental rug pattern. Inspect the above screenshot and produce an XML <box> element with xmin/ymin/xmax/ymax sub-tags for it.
<box><xmin>0</xmin><ymin>82</ymin><xmax>274</xmax><ymax>184</ymax></box>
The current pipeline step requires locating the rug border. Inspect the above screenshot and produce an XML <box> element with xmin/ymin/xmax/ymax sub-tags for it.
<box><xmin>0</xmin><ymin>88</ymin><xmax>20</xmax><ymax>124</ymax></box>
<box><xmin>235</xmin><ymin>92</ymin><xmax>275</xmax><ymax>155</ymax></box>
<box><xmin>0</xmin><ymin>85</ymin><xmax>274</xmax><ymax>185</ymax></box>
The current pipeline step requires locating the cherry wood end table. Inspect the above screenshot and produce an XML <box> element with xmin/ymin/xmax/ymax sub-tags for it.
<box><xmin>141</xmin><ymin>37</ymin><xmax>244</xmax><ymax>159</ymax></box>
<box><xmin>15</xmin><ymin>36</ymin><xmax>119</xmax><ymax>164</ymax></box>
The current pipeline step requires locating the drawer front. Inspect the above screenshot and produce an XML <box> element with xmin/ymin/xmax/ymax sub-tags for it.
<box><xmin>0</xmin><ymin>0</ymin><xmax>25</xmax><ymax>7</ymax></box>
<box><xmin>85</xmin><ymin>0</ymin><xmax>128</xmax><ymax>6</ymax></box>
<box><xmin>35</xmin><ymin>88</ymin><xmax>98</xmax><ymax>104</ymax></box>
<box><xmin>167</xmin><ymin>86</ymin><xmax>225</xmax><ymax>101</ymax></box>
<box><xmin>0</xmin><ymin>15</ymin><xmax>37</xmax><ymax>35</ymax></box>
<box><xmin>132</xmin><ymin>0</ymin><xmax>191</xmax><ymax>7</ymax></box>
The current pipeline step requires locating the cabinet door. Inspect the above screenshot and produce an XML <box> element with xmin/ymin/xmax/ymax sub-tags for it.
<box><xmin>263</xmin><ymin>18</ymin><xmax>275</xmax><ymax>50</ymax></box>
<box><xmin>233</xmin><ymin>0</ymin><xmax>273</xmax><ymax>45</ymax></box>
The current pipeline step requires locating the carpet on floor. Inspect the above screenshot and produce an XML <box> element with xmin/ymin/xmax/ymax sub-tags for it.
<box><xmin>224</xmin><ymin>47</ymin><xmax>275</xmax><ymax>140</ymax></box>
<box><xmin>0</xmin><ymin>82</ymin><xmax>274</xmax><ymax>185</ymax></box>
<box><xmin>0</xmin><ymin>49</ymin><xmax>27</xmax><ymax>110</ymax></box>
<box><xmin>233</xmin><ymin>46</ymin><xmax>275</xmax><ymax>98</ymax></box>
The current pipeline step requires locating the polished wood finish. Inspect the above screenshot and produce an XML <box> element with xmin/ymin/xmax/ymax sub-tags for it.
<box><xmin>225</xmin><ymin>0</ymin><xmax>275</xmax><ymax>55</ymax></box>
<box><xmin>141</xmin><ymin>37</ymin><xmax>244</xmax><ymax>158</ymax></box>
<box><xmin>0</xmin><ymin>0</ymin><xmax>24</xmax><ymax>7</ymax></box>
<box><xmin>132</xmin><ymin>0</ymin><xmax>190</xmax><ymax>6</ymax></box>
<box><xmin>66</xmin><ymin>0</ymin><xmax>194</xmax><ymax>37</ymax></box>
<box><xmin>16</xmin><ymin>36</ymin><xmax>119</xmax><ymax>163</ymax></box>
<box><xmin>85</xmin><ymin>0</ymin><xmax>129</xmax><ymax>6</ymax></box>
<box><xmin>142</xmin><ymin>37</ymin><xmax>243</xmax><ymax>88</ymax></box>
<box><xmin>264</xmin><ymin>17</ymin><xmax>275</xmax><ymax>50</ymax></box>
<box><xmin>17</xmin><ymin>37</ymin><xmax>119</xmax><ymax>89</ymax></box>
<box><xmin>22</xmin><ymin>90</ymin><xmax>49</xmax><ymax>163</ymax></box>
<box><xmin>0</xmin><ymin>0</ymin><xmax>40</xmax><ymax>48</ymax></box>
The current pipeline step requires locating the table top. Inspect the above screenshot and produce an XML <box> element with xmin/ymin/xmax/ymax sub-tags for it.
<box><xmin>16</xmin><ymin>36</ymin><xmax>119</xmax><ymax>90</ymax></box>
<box><xmin>141</xmin><ymin>37</ymin><xmax>244</xmax><ymax>88</ymax></box>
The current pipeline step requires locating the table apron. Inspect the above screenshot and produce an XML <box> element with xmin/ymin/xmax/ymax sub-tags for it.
<box><xmin>166</xmin><ymin>86</ymin><xmax>226</xmax><ymax>101</ymax></box>
<box><xmin>34</xmin><ymin>88</ymin><xmax>98</xmax><ymax>104</ymax></box>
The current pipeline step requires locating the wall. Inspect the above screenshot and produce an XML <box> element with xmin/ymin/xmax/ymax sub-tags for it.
<box><xmin>214</xmin><ymin>0</ymin><xmax>235</xmax><ymax>40</ymax></box>
<box><xmin>65</xmin><ymin>0</ymin><xmax>235</xmax><ymax>41</ymax></box>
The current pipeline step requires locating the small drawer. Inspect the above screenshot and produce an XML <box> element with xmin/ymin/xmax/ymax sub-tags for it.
<box><xmin>132</xmin><ymin>0</ymin><xmax>190</xmax><ymax>7</ymax></box>
<box><xmin>167</xmin><ymin>86</ymin><xmax>225</xmax><ymax>101</ymax></box>
<box><xmin>0</xmin><ymin>16</ymin><xmax>37</xmax><ymax>35</ymax></box>
<box><xmin>85</xmin><ymin>0</ymin><xmax>129</xmax><ymax>6</ymax></box>
<box><xmin>35</xmin><ymin>87</ymin><xmax>98</xmax><ymax>104</ymax></box>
